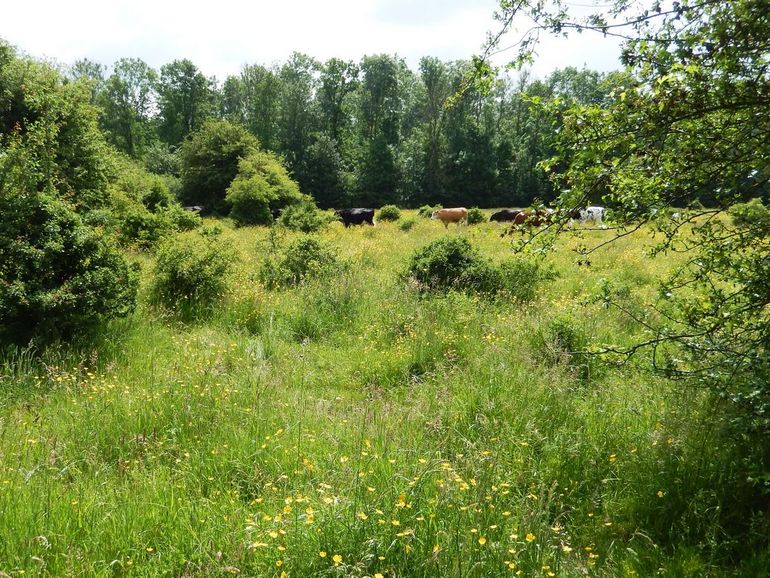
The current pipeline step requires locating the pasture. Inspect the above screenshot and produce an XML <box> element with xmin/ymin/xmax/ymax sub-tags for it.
<box><xmin>0</xmin><ymin>213</ymin><xmax>758</xmax><ymax>576</ymax></box>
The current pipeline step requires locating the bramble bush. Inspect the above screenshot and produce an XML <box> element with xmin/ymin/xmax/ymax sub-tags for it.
<box><xmin>150</xmin><ymin>232</ymin><xmax>236</xmax><ymax>317</ymax></box>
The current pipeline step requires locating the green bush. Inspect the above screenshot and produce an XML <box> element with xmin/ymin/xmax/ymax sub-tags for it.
<box><xmin>165</xmin><ymin>205</ymin><xmax>202</xmax><ymax>232</ymax></box>
<box><xmin>406</xmin><ymin>237</ymin><xmax>502</xmax><ymax>294</ymax></box>
<box><xmin>279</xmin><ymin>203</ymin><xmax>336</xmax><ymax>233</ymax></box>
<box><xmin>406</xmin><ymin>237</ymin><xmax>548</xmax><ymax>298</ymax></box>
<box><xmin>378</xmin><ymin>204</ymin><xmax>401</xmax><ymax>221</ymax></box>
<box><xmin>226</xmin><ymin>150</ymin><xmax>307</xmax><ymax>227</ymax></box>
<box><xmin>0</xmin><ymin>193</ymin><xmax>138</xmax><ymax>345</ymax></box>
<box><xmin>118</xmin><ymin>207</ymin><xmax>174</xmax><ymax>248</ymax></box>
<box><xmin>466</xmin><ymin>207</ymin><xmax>485</xmax><ymax>225</ymax></box>
<box><xmin>418</xmin><ymin>204</ymin><xmax>442</xmax><ymax>218</ymax></box>
<box><xmin>180</xmin><ymin>120</ymin><xmax>260</xmax><ymax>214</ymax></box>
<box><xmin>499</xmin><ymin>256</ymin><xmax>552</xmax><ymax>302</ymax></box>
<box><xmin>260</xmin><ymin>236</ymin><xmax>341</xmax><ymax>289</ymax></box>
<box><xmin>150</xmin><ymin>233</ymin><xmax>236</xmax><ymax>316</ymax></box>
<box><xmin>399</xmin><ymin>217</ymin><xmax>418</xmax><ymax>232</ymax></box>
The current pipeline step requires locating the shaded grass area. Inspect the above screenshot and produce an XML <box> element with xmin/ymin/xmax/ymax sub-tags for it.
<box><xmin>1</xmin><ymin>215</ymin><xmax>766</xmax><ymax>576</ymax></box>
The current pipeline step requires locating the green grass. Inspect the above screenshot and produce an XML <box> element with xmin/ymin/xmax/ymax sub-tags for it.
<box><xmin>0</xmin><ymin>212</ymin><xmax>766</xmax><ymax>576</ymax></box>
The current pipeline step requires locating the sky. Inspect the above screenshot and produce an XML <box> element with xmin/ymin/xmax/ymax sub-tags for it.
<box><xmin>1</xmin><ymin>0</ymin><xmax>624</xmax><ymax>81</ymax></box>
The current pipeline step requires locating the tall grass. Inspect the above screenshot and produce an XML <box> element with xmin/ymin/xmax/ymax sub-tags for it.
<box><xmin>0</xmin><ymin>213</ymin><xmax>765</xmax><ymax>576</ymax></box>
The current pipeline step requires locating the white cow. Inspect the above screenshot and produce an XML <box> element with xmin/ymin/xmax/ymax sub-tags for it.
<box><xmin>574</xmin><ymin>206</ymin><xmax>606</xmax><ymax>228</ymax></box>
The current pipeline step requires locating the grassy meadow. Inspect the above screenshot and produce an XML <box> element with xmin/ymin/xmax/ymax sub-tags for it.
<box><xmin>0</xmin><ymin>213</ymin><xmax>760</xmax><ymax>577</ymax></box>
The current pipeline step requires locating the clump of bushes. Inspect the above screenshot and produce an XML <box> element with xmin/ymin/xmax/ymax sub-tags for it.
<box><xmin>260</xmin><ymin>236</ymin><xmax>342</xmax><ymax>289</ymax></box>
<box><xmin>279</xmin><ymin>203</ymin><xmax>337</xmax><ymax>233</ymax></box>
<box><xmin>378</xmin><ymin>204</ymin><xmax>401</xmax><ymax>221</ymax></box>
<box><xmin>466</xmin><ymin>207</ymin><xmax>485</xmax><ymax>225</ymax></box>
<box><xmin>150</xmin><ymin>232</ymin><xmax>237</xmax><ymax>317</ymax></box>
<box><xmin>405</xmin><ymin>237</ymin><xmax>548</xmax><ymax>299</ymax></box>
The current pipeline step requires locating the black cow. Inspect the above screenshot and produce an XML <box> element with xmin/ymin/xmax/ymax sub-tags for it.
<box><xmin>271</xmin><ymin>208</ymin><xmax>283</xmax><ymax>221</ymax></box>
<box><xmin>337</xmin><ymin>208</ymin><xmax>375</xmax><ymax>227</ymax></box>
<box><xmin>490</xmin><ymin>209</ymin><xmax>522</xmax><ymax>222</ymax></box>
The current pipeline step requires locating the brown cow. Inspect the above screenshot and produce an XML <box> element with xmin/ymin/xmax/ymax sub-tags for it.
<box><xmin>431</xmin><ymin>207</ymin><xmax>468</xmax><ymax>228</ymax></box>
<box><xmin>502</xmin><ymin>209</ymin><xmax>555</xmax><ymax>234</ymax></box>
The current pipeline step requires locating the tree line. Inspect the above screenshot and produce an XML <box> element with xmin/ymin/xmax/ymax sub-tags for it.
<box><xmin>66</xmin><ymin>52</ymin><xmax>629</xmax><ymax>210</ymax></box>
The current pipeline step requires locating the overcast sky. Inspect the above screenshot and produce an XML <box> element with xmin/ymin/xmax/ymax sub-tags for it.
<box><xmin>1</xmin><ymin>0</ymin><xmax>623</xmax><ymax>80</ymax></box>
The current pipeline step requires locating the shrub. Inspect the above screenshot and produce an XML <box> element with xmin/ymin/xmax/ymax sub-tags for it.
<box><xmin>279</xmin><ymin>203</ymin><xmax>336</xmax><ymax>233</ymax></box>
<box><xmin>118</xmin><ymin>207</ymin><xmax>174</xmax><ymax>248</ymax></box>
<box><xmin>499</xmin><ymin>257</ymin><xmax>553</xmax><ymax>302</ymax></box>
<box><xmin>406</xmin><ymin>237</ymin><xmax>503</xmax><ymax>294</ymax></box>
<box><xmin>378</xmin><ymin>204</ymin><xmax>401</xmax><ymax>221</ymax></box>
<box><xmin>150</xmin><ymin>233</ymin><xmax>236</xmax><ymax>316</ymax></box>
<box><xmin>466</xmin><ymin>207</ymin><xmax>485</xmax><ymax>225</ymax></box>
<box><xmin>399</xmin><ymin>217</ymin><xmax>418</xmax><ymax>232</ymax></box>
<box><xmin>180</xmin><ymin>120</ymin><xmax>260</xmax><ymax>214</ymax></box>
<box><xmin>165</xmin><ymin>205</ymin><xmax>202</xmax><ymax>232</ymax></box>
<box><xmin>418</xmin><ymin>204</ymin><xmax>442</xmax><ymax>218</ymax></box>
<box><xmin>0</xmin><ymin>193</ymin><xmax>138</xmax><ymax>345</ymax></box>
<box><xmin>260</xmin><ymin>236</ymin><xmax>341</xmax><ymax>289</ymax></box>
<box><xmin>226</xmin><ymin>150</ymin><xmax>307</xmax><ymax>227</ymax></box>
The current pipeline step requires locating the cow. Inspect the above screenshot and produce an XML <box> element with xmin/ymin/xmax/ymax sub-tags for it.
<box><xmin>431</xmin><ymin>207</ymin><xmax>468</xmax><ymax>228</ymax></box>
<box><xmin>570</xmin><ymin>206</ymin><xmax>606</xmax><ymax>227</ymax></box>
<box><xmin>501</xmin><ymin>208</ymin><xmax>555</xmax><ymax>235</ymax></box>
<box><xmin>337</xmin><ymin>208</ymin><xmax>375</xmax><ymax>227</ymax></box>
<box><xmin>271</xmin><ymin>208</ymin><xmax>283</xmax><ymax>221</ymax></box>
<box><xmin>490</xmin><ymin>209</ymin><xmax>522</xmax><ymax>222</ymax></box>
<box><xmin>183</xmin><ymin>205</ymin><xmax>204</xmax><ymax>213</ymax></box>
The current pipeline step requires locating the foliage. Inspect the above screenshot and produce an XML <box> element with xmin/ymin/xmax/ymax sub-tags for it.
<box><xmin>466</xmin><ymin>207</ymin><xmax>485</xmax><ymax>225</ymax></box>
<box><xmin>0</xmin><ymin>44</ymin><xmax>138</xmax><ymax>345</ymax></box>
<box><xmin>259</xmin><ymin>236</ymin><xmax>341</xmax><ymax>289</ymax></box>
<box><xmin>377</xmin><ymin>204</ymin><xmax>401</xmax><ymax>221</ymax></box>
<box><xmin>0</xmin><ymin>190</ymin><xmax>138</xmax><ymax>345</ymax></box>
<box><xmin>406</xmin><ymin>237</ymin><xmax>505</xmax><ymax>295</ymax></box>
<box><xmin>0</xmin><ymin>42</ymin><xmax>111</xmax><ymax>213</ymax></box>
<box><xmin>418</xmin><ymin>204</ymin><xmax>441</xmax><ymax>217</ymax></box>
<box><xmin>226</xmin><ymin>150</ymin><xmax>306</xmax><ymax>227</ymax></box>
<box><xmin>150</xmin><ymin>232</ymin><xmax>236</xmax><ymax>316</ymax></box>
<box><xmin>483</xmin><ymin>0</ymin><xmax>770</xmax><ymax>556</ymax></box>
<box><xmin>399</xmin><ymin>217</ymin><xmax>418</xmax><ymax>232</ymax></box>
<box><xmin>179</xmin><ymin>119</ymin><xmax>260</xmax><ymax>214</ymax></box>
<box><xmin>278</xmin><ymin>202</ymin><xmax>336</xmax><ymax>233</ymax></box>
<box><xmin>117</xmin><ymin>206</ymin><xmax>174</xmax><ymax>248</ymax></box>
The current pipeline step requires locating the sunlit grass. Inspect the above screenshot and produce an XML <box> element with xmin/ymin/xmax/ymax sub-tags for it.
<box><xmin>0</xmin><ymin>212</ymin><xmax>758</xmax><ymax>576</ymax></box>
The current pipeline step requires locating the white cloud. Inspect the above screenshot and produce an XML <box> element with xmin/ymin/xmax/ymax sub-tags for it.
<box><xmin>1</xmin><ymin>0</ymin><xmax>622</xmax><ymax>79</ymax></box>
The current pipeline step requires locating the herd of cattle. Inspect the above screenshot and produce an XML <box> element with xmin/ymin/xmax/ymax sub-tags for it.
<box><xmin>336</xmin><ymin>206</ymin><xmax>606</xmax><ymax>228</ymax></box>
<box><xmin>184</xmin><ymin>205</ymin><xmax>606</xmax><ymax>228</ymax></box>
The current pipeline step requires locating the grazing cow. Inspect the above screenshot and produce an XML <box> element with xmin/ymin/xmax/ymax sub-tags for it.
<box><xmin>431</xmin><ymin>207</ymin><xmax>468</xmax><ymax>228</ymax></box>
<box><xmin>271</xmin><ymin>208</ymin><xmax>283</xmax><ymax>221</ymax></box>
<box><xmin>490</xmin><ymin>209</ymin><xmax>522</xmax><ymax>222</ymax></box>
<box><xmin>183</xmin><ymin>205</ymin><xmax>204</xmax><ymax>213</ymax></box>
<box><xmin>501</xmin><ymin>209</ymin><xmax>555</xmax><ymax>235</ymax></box>
<box><xmin>571</xmin><ymin>206</ymin><xmax>606</xmax><ymax>227</ymax></box>
<box><xmin>337</xmin><ymin>208</ymin><xmax>375</xmax><ymax>227</ymax></box>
